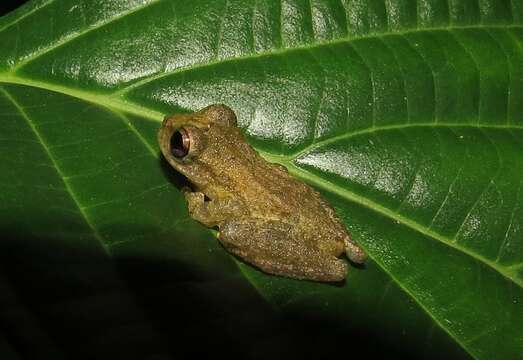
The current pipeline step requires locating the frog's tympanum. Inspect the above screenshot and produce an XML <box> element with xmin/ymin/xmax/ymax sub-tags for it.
<box><xmin>158</xmin><ymin>105</ymin><xmax>366</xmax><ymax>282</ymax></box>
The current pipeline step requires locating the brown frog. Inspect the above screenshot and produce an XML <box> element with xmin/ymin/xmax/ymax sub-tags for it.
<box><xmin>158</xmin><ymin>104</ymin><xmax>366</xmax><ymax>282</ymax></box>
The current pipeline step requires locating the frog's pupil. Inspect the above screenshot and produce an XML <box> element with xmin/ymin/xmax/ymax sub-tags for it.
<box><xmin>170</xmin><ymin>129</ymin><xmax>189</xmax><ymax>158</ymax></box>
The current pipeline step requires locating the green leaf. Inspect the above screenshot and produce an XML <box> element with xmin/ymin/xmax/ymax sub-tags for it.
<box><xmin>1</xmin><ymin>0</ymin><xmax>522</xmax><ymax>359</ymax></box>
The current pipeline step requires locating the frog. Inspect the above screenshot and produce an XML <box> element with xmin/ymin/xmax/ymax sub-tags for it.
<box><xmin>158</xmin><ymin>104</ymin><xmax>366</xmax><ymax>282</ymax></box>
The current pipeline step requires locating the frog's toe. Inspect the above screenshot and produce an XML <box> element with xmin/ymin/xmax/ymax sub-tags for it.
<box><xmin>344</xmin><ymin>237</ymin><xmax>367</xmax><ymax>264</ymax></box>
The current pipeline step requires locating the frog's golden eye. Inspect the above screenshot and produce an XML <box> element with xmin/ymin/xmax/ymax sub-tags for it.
<box><xmin>170</xmin><ymin>127</ymin><xmax>190</xmax><ymax>158</ymax></box>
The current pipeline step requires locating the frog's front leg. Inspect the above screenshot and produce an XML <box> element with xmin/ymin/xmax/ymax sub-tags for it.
<box><xmin>183</xmin><ymin>189</ymin><xmax>245</xmax><ymax>227</ymax></box>
<box><xmin>218</xmin><ymin>219</ymin><xmax>348</xmax><ymax>282</ymax></box>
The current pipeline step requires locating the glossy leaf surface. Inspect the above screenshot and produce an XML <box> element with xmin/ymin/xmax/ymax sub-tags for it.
<box><xmin>0</xmin><ymin>1</ymin><xmax>522</xmax><ymax>359</ymax></box>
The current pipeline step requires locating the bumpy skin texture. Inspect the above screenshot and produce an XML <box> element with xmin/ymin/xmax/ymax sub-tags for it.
<box><xmin>158</xmin><ymin>105</ymin><xmax>366</xmax><ymax>282</ymax></box>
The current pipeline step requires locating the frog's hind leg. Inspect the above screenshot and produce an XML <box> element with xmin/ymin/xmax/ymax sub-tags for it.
<box><xmin>218</xmin><ymin>219</ymin><xmax>348</xmax><ymax>282</ymax></box>
<box><xmin>311</xmin><ymin>191</ymin><xmax>367</xmax><ymax>264</ymax></box>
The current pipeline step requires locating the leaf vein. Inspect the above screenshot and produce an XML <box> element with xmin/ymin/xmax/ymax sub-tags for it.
<box><xmin>282</xmin><ymin>123</ymin><xmax>523</xmax><ymax>160</ymax></box>
<box><xmin>402</xmin><ymin>33</ymin><xmax>438</xmax><ymax>122</ymax></box>
<box><xmin>11</xmin><ymin>0</ymin><xmax>163</xmax><ymax>71</ymax></box>
<box><xmin>452</xmin><ymin>129</ymin><xmax>503</xmax><ymax>243</ymax></box>
<box><xmin>447</xmin><ymin>30</ymin><xmax>482</xmax><ymax>124</ymax></box>
<box><xmin>112</xmin><ymin>25</ymin><xmax>523</xmax><ymax>97</ymax></box>
<box><xmin>0</xmin><ymin>85</ymin><xmax>110</xmax><ymax>254</ymax></box>
<box><xmin>280</xmin><ymin>161</ymin><xmax>522</xmax><ymax>287</ymax></box>
<box><xmin>0</xmin><ymin>0</ymin><xmax>56</xmax><ymax>33</ymax></box>
<box><xmin>495</xmin><ymin>181</ymin><xmax>521</xmax><ymax>263</ymax></box>
<box><xmin>485</xmin><ymin>28</ymin><xmax>512</xmax><ymax>125</ymax></box>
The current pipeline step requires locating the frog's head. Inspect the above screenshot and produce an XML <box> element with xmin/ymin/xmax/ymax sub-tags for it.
<box><xmin>158</xmin><ymin>104</ymin><xmax>237</xmax><ymax>174</ymax></box>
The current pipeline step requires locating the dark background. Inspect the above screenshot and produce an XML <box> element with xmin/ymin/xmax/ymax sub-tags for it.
<box><xmin>0</xmin><ymin>1</ymin><xmax>29</xmax><ymax>16</ymax></box>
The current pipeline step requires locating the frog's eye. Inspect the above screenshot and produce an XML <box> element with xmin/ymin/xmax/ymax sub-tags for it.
<box><xmin>170</xmin><ymin>127</ymin><xmax>190</xmax><ymax>158</ymax></box>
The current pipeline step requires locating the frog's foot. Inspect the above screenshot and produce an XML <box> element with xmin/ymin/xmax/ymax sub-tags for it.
<box><xmin>184</xmin><ymin>191</ymin><xmax>246</xmax><ymax>228</ymax></box>
<box><xmin>344</xmin><ymin>236</ymin><xmax>367</xmax><ymax>264</ymax></box>
<box><xmin>183</xmin><ymin>191</ymin><xmax>219</xmax><ymax>227</ymax></box>
<box><xmin>219</xmin><ymin>219</ymin><xmax>348</xmax><ymax>282</ymax></box>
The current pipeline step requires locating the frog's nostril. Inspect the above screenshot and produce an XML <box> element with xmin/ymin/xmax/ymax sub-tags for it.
<box><xmin>170</xmin><ymin>128</ymin><xmax>190</xmax><ymax>158</ymax></box>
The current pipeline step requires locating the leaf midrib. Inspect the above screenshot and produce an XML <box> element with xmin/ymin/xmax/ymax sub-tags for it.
<box><xmin>2</xmin><ymin>75</ymin><xmax>522</xmax><ymax>147</ymax></box>
<box><xmin>1</xmin><ymin>15</ymin><xmax>521</xmax><ymax>95</ymax></box>
<box><xmin>112</xmin><ymin>24</ymin><xmax>522</xmax><ymax>96</ymax></box>
<box><xmin>0</xmin><ymin>23</ymin><xmax>520</xmax><ymax>125</ymax></box>
<box><xmin>1</xmin><ymin>0</ymin><xmax>519</xmax><ymax>67</ymax></box>
<box><xmin>0</xmin><ymin>74</ymin><xmax>521</xmax><ymax>289</ymax></box>
<box><xmin>265</xmin><ymin>157</ymin><xmax>522</xmax><ymax>288</ymax></box>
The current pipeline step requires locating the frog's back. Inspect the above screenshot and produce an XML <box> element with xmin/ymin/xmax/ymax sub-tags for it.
<box><xmin>227</xmin><ymin>148</ymin><xmax>344</xmax><ymax>236</ymax></box>
<box><xmin>202</xmin><ymin>124</ymin><xmax>345</xmax><ymax>232</ymax></box>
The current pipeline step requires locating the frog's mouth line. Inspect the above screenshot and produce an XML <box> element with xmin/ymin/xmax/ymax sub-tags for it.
<box><xmin>158</xmin><ymin>155</ymin><xmax>192</xmax><ymax>190</ymax></box>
